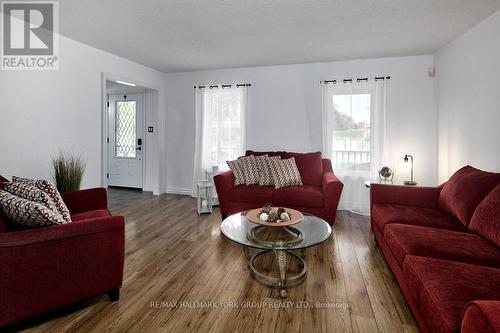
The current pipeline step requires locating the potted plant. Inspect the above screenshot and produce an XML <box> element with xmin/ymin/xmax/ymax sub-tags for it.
<box><xmin>52</xmin><ymin>151</ymin><xmax>87</xmax><ymax>192</ymax></box>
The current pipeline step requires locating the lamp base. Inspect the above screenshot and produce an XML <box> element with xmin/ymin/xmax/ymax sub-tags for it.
<box><xmin>404</xmin><ymin>180</ymin><xmax>418</xmax><ymax>186</ymax></box>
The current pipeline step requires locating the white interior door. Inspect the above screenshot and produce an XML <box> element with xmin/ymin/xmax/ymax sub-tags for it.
<box><xmin>108</xmin><ymin>93</ymin><xmax>144</xmax><ymax>188</ymax></box>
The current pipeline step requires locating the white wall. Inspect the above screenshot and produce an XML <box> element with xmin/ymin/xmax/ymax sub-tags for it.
<box><xmin>165</xmin><ymin>55</ymin><xmax>436</xmax><ymax>193</ymax></box>
<box><xmin>435</xmin><ymin>10</ymin><xmax>500</xmax><ymax>182</ymax></box>
<box><xmin>0</xmin><ymin>35</ymin><xmax>165</xmax><ymax>192</ymax></box>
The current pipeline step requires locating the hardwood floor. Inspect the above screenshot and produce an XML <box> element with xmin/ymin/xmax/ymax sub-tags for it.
<box><xmin>12</xmin><ymin>194</ymin><xmax>419</xmax><ymax>333</ymax></box>
<box><xmin>106</xmin><ymin>186</ymin><xmax>154</xmax><ymax>211</ymax></box>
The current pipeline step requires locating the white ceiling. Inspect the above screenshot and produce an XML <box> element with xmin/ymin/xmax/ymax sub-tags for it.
<box><xmin>59</xmin><ymin>0</ymin><xmax>500</xmax><ymax>73</ymax></box>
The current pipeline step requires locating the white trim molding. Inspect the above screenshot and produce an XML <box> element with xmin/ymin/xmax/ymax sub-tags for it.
<box><xmin>165</xmin><ymin>187</ymin><xmax>192</xmax><ymax>196</ymax></box>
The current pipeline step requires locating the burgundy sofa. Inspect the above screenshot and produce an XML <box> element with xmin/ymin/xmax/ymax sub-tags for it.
<box><xmin>370</xmin><ymin>166</ymin><xmax>500</xmax><ymax>333</ymax></box>
<box><xmin>0</xmin><ymin>176</ymin><xmax>125</xmax><ymax>327</ymax></box>
<box><xmin>214</xmin><ymin>151</ymin><xmax>343</xmax><ymax>224</ymax></box>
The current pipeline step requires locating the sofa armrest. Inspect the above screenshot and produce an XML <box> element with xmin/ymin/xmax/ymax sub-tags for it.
<box><xmin>61</xmin><ymin>188</ymin><xmax>108</xmax><ymax>215</ymax></box>
<box><xmin>0</xmin><ymin>216</ymin><xmax>125</xmax><ymax>326</ymax></box>
<box><xmin>370</xmin><ymin>183</ymin><xmax>442</xmax><ymax>210</ymax></box>
<box><xmin>461</xmin><ymin>301</ymin><xmax>500</xmax><ymax>333</ymax></box>
<box><xmin>214</xmin><ymin>171</ymin><xmax>235</xmax><ymax>214</ymax></box>
<box><xmin>321</xmin><ymin>159</ymin><xmax>343</xmax><ymax>223</ymax></box>
<box><xmin>0</xmin><ymin>215</ymin><xmax>123</xmax><ymax>248</ymax></box>
<box><xmin>322</xmin><ymin>168</ymin><xmax>343</xmax><ymax>203</ymax></box>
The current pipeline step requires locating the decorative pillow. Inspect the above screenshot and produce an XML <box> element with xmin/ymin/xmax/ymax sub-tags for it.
<box><xmin>0</xmin><ymin>190</ymin><xmax>67</xmax><ymax>227</ymax></box>
<box><xmin>268</xmin><ymin>157</ymin><xmax>303</xmax><ymax>189</ymax></box>
<box><xmin>240</xmin><ymin>155</ymin><xmax>259</xmax><ymax>185</ymax></box>
<box><xmin>439</xmin><ymin>166</ymin><xmax>500</xmax><ymax>226</ymax></box>
<box><xmin>4</xmin><ymin>182</ymin><xmax>59</xmax><ymax>213</ymax></box>
<box><xmin>227</xmin><ymin>159</ymin><xmax>247</xmax><ymax>186</ymax></box>
<box><xmin>12</xmin><ymin>176</ymin><xmax>72</xmax><ymax>222</ymax></box>
<box><xmin>469</xmin><ymin>183</ymin><xmax>500</xmax><ymax>247</ymax></box>
<box><xmin>256</xmin><ymin>155</ymin><xmax>280</xmax><ymax>186</ymax></box>
<box><xmin>282</xmin><ymin>151</ymin><xmax>323</xmax><ymax>186</ymax></box>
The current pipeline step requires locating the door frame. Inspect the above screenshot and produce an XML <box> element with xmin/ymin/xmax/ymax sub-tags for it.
<box><xmin>101</xmin><ymin>72</ymin><xmax>161</xmax><ymax>193</ymax></box>
<box><xmin>107</xmin><ymin>93</ymin><xmax>145</xmax><ymax>189</ymax></box>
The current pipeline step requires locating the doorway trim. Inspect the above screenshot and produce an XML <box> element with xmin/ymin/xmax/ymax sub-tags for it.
<box><xmin>101</xmin><ymin>72</ymin><xmax>161</xmax><ymax>194</ymax></box>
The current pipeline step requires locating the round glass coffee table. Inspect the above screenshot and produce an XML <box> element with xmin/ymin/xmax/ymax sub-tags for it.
<box><xmin>221</xmin><ymin>212</ymin><xmax>332</xmax><ymax>298</ymax></box>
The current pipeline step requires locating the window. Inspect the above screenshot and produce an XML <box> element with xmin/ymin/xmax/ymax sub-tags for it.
<box><xmin>322</xmin><ymin>80</ymin><xmax>387</xmax><ymax>213</ymax></box>
<box><xmin>330</xmin><ymin>93</ymin><xmax>371</xmax><ymax>171</ymax></box>
<box><xmin>205</xmin><ymin>88</ymin><xmax>245</xmax><ymax>169</ymax></box>
<box><xmin>193</xmin><ymin>85</ymin><xmax>248</xmax><ymax>194</ymax></box>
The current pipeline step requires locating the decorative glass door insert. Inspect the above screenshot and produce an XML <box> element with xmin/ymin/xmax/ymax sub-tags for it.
<box><xmin>115</xmin><ymin>101</ymin><xmax>137</xmax><ymax>158</ymax></box>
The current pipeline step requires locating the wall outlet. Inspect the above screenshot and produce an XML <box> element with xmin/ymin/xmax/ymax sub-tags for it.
<box><xmin>148</xmin><ymin>126</ymin><xmax>154</xmax><ymax>133</ymax></box>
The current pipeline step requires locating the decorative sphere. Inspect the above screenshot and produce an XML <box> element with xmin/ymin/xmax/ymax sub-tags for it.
<box><xmin>280</xmin><ymin>212</ymin><xmax>291</xmax><ymax>221</ymax></box>
<box><xmin>379</xmin><ymin>166</ymin><xmax>393</xmax><ymax>179</ymax></box>
<box><xmin>259</xmin><ymin>212</ymin><xmax>269</xmax><ymax>221</ymax></box>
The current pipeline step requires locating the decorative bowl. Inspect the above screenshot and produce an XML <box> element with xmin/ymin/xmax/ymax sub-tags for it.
<box><xmin>246</xmin><ymin>207</ymin><xmax>304</xmax><ymax>227</ymax></box>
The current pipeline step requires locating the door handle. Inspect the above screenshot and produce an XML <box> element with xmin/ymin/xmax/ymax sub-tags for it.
<box><xmin>136</xmin><ymin>147</ymin><xmax>142</xmax><ymax>151</ymax></box>
<box><xmin>137</xmin><ymin>138</ymin><xmax>142</xmax><ymax>146</ymax></box>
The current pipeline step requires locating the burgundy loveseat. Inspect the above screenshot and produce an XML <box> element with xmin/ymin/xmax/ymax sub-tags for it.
<box><xmin>370</xmin><ymin>166</ymin><xmax>500</xmax><ymax>333</ymax></box>
<box><xmin>0</xmin><ymin>176</ymin><xmax>125</xmax><ymax>328</ymax></box>
<box><xmin>214</xmin><ymin>151</ymin><xmax>343</xmax><ymax>224</ymax></box>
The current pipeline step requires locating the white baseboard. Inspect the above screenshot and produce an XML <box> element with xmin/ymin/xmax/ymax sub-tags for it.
<box><xmin>142</xmin><ymin>185</ymin><xmax>154</xmax><ymax>192</ymax></box>
<box><xmin>165</xmin><ymin>187</ymin><xmax>192</xmax><ymax>196</ymax></box>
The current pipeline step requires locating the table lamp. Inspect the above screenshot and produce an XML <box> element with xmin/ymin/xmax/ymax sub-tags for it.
<box><xmin>404</xmin><ymin>154</ymin><xmax>417</xmax><ymax>185</ymax></box>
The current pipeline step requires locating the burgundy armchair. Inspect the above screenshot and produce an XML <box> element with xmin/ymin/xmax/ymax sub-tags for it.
<box><xmin>0</xmin><ymin>178</ymin><xmax>125</xmax><ymax>327</ymax></box>
<box><xmin>214</xmin><ymin>151</ymin><xmax>343</xmax><ymax>224</ymax></box>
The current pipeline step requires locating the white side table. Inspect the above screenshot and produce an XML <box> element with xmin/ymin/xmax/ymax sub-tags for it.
<box><xmin>205</xmin><ymin>169</ymin><xmax>223</xmax><ymax>206</ymax></box>
<box><xmin>197</xmin><ymin>181</ymin><xmax>213</xmax><ymax>215</ymax></box>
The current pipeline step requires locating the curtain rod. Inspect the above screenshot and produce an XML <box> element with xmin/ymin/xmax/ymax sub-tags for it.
<box><xmin>322</xmin><ymin>76</ymin><xmax>391</xmax><ymax>84</ymax></box>
<box><xmin>194</xmin><ymin>83</ymin><xmax>251</xmax><ymax>89</ymax></box>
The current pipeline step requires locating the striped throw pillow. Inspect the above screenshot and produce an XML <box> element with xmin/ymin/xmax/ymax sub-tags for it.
<box><xmin>268</xmin><ymin>157</ymin><xmax>303</xmax><ymax>189</ymax></box>
<box><xmin>256</xmin><ymin>155</ymin><xmax>281</xmax><ymax>186</ymax></box>
<box><xmin>227</xmin><ymin>159</ymin><xmax>247</xmax><ymax>186</ymax></box>
<box><xmin>241</xmin><ymin>155</ymin><xmax>260</xmax><ymax>185</ymax></box>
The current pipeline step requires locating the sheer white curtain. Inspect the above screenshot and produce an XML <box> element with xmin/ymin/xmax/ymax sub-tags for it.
<box><xmin>192</xmin><ymin>85</ymin><xmax>248</xmax><ymax>195</ymax></box>
<box><xmin>322</xmin><ymin>79</ymin><xmax>387</xmax><ymax>214</ymax></box>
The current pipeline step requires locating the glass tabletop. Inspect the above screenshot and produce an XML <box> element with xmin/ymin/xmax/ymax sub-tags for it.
<box><xmin>221</xmin><ymin>212</ymin><xmax>332</xmax><ymax>250</ymax></box>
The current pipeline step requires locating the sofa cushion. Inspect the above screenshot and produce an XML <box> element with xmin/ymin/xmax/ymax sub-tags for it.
<box><xmin>403</xmin><ymin>256</ymin><xmax>500</xmax><ymax>333</ymax></box>
<box><xmin>268</xmin><ymin>157</ymin><xmax>303</xmax><ymax>189</ymax></box>
<box><xmin>385</xmin><ymin>224</ymin><xmax>500</xmax><ymax>269</ymax></box>
<box><xmin>71</xmin><ymin>209</ymin><xmax>111</xmax><ymax>222</ymax></box>
<box><xmin>229</xmin><ymin>185</ymin><xmax>274</xmax><ymax>204</ymax></box>
<box><xmin>372</xmin><ymin>203</ymin><xmax>464</xmax><ymax>233</ymax></box>
<box><xmin>0</xmin><ymin>212</ymin><xmax>9</xmax><ymax>233</ymax></box>
<box><xmin>282</xmin><ymin>152</ymin><xmax>323</xmax><ymax>186</ymax></box>
<box><xmin>246</xmin><ymin>150</ymin><xmax>285</xmax><ymax>158</ymax></box>
<box><xmin>470</xmin><ymin>183</ymin><xmax>500</xmax><ymax>247</ymax></box>
<box><xmin>274</xmin><ymin>185</ymin><xmax>324</xmax><ymax>208</ymax></box>
<box><xmin>462</xmin><ymin>301</ymin><xmax>500</xmax><ymax>333</ymax></box>
<box><xmin>439</xmin><ymin>166</ymin><xmax>500</xmax><ymax>226</ymax></box>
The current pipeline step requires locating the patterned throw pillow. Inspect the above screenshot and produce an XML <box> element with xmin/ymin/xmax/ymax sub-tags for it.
<box><xmin>227</xmin><ymin>159</ymin><xmax>247</xmax><ymax>186</ymax></box>
<box><xmin>240</xmin><ymin>155</ymin><xmax>260</xmax><ymax>185</ymax></box>
<box><xmin>12</xmin><ymin>176</ymin><xmax>72</xmax><ymax>222</ymax></box>
<box><xmin>0</xmin><ymin>190</ymin><xmax>67</xmax><ymax>227</ymax></box>
<box><xmin>4</xmin><ymin>182</ymin><xmax>59</xmax><ymax>213</ymax></box>
<box><xmin>256</xmin><ymin>155</ymin><xmax>281</xmax><ymax>186</ymax></box>
<box><xmin>268</xmin><ymin>157</ymin><xmax>303</xmax><ymax>189</ymax></box>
